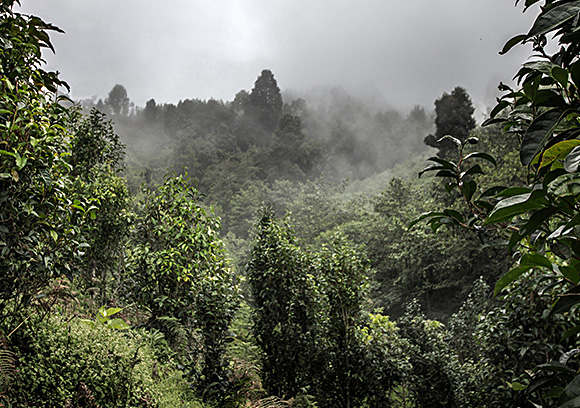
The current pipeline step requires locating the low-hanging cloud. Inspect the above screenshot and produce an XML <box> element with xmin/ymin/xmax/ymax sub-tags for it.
<box><xmin>19</xmin><ymin>0</ymin><xmax>538</xmax><ymax>114</ymax></box>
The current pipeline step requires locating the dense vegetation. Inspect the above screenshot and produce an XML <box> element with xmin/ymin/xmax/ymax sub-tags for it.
<box><xmin>3</xmin><ymin>0</ymin><xmax>580</xmax><ymax>406</ymax></box>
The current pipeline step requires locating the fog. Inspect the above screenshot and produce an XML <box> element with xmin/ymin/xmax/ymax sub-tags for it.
<box><xmin>18</xmin><ymin>1</ymin><xmax>539</xmax><ymax>115</ymax></box>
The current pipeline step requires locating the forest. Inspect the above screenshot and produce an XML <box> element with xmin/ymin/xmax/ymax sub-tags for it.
<box><xmin>3</xmin><ymin>0</ymin><xmax>580</xmax><ymax>407</ymax></box>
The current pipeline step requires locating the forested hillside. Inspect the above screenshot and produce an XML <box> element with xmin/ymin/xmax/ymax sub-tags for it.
<box><xmin>3</xmin><ymin>0</ymin><xmax>580</xmax><ymax>407</ymax></box>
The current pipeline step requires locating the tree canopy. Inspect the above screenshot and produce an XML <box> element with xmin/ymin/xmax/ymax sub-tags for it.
<box><xmin>424</xmin><ymin>86</ymin><xmax>475</xmax><ymax>158</ymax></box>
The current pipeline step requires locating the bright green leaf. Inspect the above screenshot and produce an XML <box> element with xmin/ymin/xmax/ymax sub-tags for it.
<box><xmin>540</xmin><ymin>140</ymin><xmax>580</xmax><ymax>169</ymax></box>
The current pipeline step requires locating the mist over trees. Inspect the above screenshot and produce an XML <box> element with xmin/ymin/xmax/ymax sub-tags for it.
<box><xmin>6</xmin><ymin>0</ymin><xmax>580</xmax><ymax>406</ymax></box>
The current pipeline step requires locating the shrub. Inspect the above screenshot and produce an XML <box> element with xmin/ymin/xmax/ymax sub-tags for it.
<box><xmin>7</xmin><ymin>311</ymin><xmax>207</xmax><ymax>407</ymax></box>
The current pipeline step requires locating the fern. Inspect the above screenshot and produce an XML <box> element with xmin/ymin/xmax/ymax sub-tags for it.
<box><xmin>254</xmin><ymin>396</ymin><xmax>292</xmax><ymax>408</ymax></box>
<box><xmin>0</xmin><ymin>337</ymin><xmax>16</xmax><ymax>407</ymax></box>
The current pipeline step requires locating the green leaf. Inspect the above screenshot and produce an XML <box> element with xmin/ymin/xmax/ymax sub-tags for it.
<box><xmin>551</xmin><ymin>241</ymin><xmax>573</xmax><ymax>260</ymax></box>
<box><xmin>536</xmin><ymin>361</ymin><xmax>577</xmax><ymax>375</ymax></box>
<box><xmin>519</xmin><ymin>207</ymin><xmax>559</xmax><ymax>236</ymax></box>
<box><xmin>523</xmin><ymin>76</ymin><xmax>541</xmax><ymax>101</ymax></box>
<box><xmin>527</xmin><ymin>1</ymin><xmax>580</xmax><ymax>39</ymax></box>
<box><xmin>540</xmin><ymin>140</ymin><xmax>580</xmax><ymax>169</ymax></box>
<box><xmin>536</xmin><ymin>88</ymin><xmax>565</xmax><ymax>106</ymax></box>
<box><xmin>463</xmin><ymin>152</ymin><xmax>497</xmax><ymax>166</ymax></box>
<box><xmin>527</xmin><ymin>376</ymin><xmax>562</xmax><ymax>398</ymax></box>
<box><xmin>435</xmin><ymin>170</ymin><xmax>458</xmax><ymax>178</ymax></box>
<box><xmin>494</xmin><ymin>265</ymin><xmax>534</xmax><ymax>297</ymax></box>
<box><xmin>408</xmin><ymin>211</ymin><xmax>445</xmax><ymax>229</ymax></box>
<box><xmin>509</xmin><ymin>382</ymin><xmax>526</xmax><ymax>391</ymax></box>
<box><xmin>495</xmin><ymin>187</ymin><xmax>532</xmax><ymax>197</ymax></box>
<box><xmin>482</xmin><ymin>117</ymin><xmax>507</xmax><ymax>127</ymax></box>
<box><xmin>443</xmin><ymin>209</ymin><xmax>464</xmax><ymax>223</ymax></box>
<box><xmin>521</xmin><ymin>109</ymin><xmax>563</xmax><ymax>166</ymax></box>
<box><xmin>558</xmin><ymin>373</ymin><xmax>580</xmax><ymax>406</ymax></box>
<box><xmin>0</xmin><ymin>150</ymin><xmax>16</xmax><ymax>158</ymax></box>
<box><xmin>430</xmin><ymin>217</ymin><xmax>457</xmax><ymax>232</ymax></box>
<box><xmin>444</xmin><ymin>182</ymin><xmax>458</xmax><ymax>194</ymax></box>
<box><xmin>560</xmin><ymin>266</ymin><xmax>580</xmax><ymax>285</ymax></box>
<box><xmin>553</xmin><ymin>286</ymin><xmax>580</xmax><ymax>315</ymax></box>
<box><xmin>418</xmin><ymin>164</ymin><xmax>451</xmax><ymax>178</ymax></box>
<box><xmin>521</xmin><ymin>253</ymin><xmax>553</xmax><ymax>271</ymax></box>
<box><xmin>437</xmin><ymin>135</ymin><xmax>461</xmax><ymax>149</ymax></box>
<box><xmin>107</xmin><ymin>318</ymin><xmax>130</xmax><ymax>330</ymax></box>
<box><xmin>461</xmin><ymin>164</ymin><xmax>484</xmax><ymax>178</ymax></box>
<box><xmin>104</xmin><ymin>307</ymin><xmax>122</xmax><ymax>317</ymax></box>
<box><xmin>566</xmin><ymin>213</ymin><xmax>580</xmax><ymax>230</ymax></box>
<box><xmin>427</xmin><ymin>156</ymin><xmax>458</xmax><ymax>170</ymax></box>
<box><xmin>499</xmin><ymin>34</ymin><xmax>527</xmax><ymax>55</ymax></box>
<box><xmin>548</xmin><ymin>173</ymin><xmax>580</xmax><ymax>198</ymax></box>
<box><xmin>563</xmin><ymin>325</ymin><xmax>580</xmax><ymax>340</ymax></box>
<box><xmin>485</xmin><ymin>193</ymin><xmax>547</xmax><ymax>224</ymax></box>
<box><xmin>479</xmin><ymin>186</ymin><xmax>508</xmax><ymax>198</ymax></box>
<box><xmin>15</xmin><ymin>155</ymin><xmax>27</xmax><ymax>170</ymax></box>
<box><xmin>508</xmin><ymin>229</ymin><xmax>524</xmax><ymax>252</ymax></box>
<box><xmin>551</xmin><ymin>66</ymin><xmax>569</xmax><ymax>89</ymax></box>
<box><xmin>463</xmin><ymin>180</ymin><xmax>477</xmax><ymax>202</ymax></box>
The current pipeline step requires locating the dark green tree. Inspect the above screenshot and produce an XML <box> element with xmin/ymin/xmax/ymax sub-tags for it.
<box><xmin>398</xmin><ymin>301</ymin><xmax>457</xmax><ymax>408</ymax></box>
<box><xmin>248</xmin><ymin>211</ymin><xmax>405</xmax><ymax>406</ymax></box>
<box><xmin>232</xmin><ymin>90</ymin><xmax>250</xmax><ymax>115</ymax></box>
<box><xmin>264</xmin><ymin>114</ymin><xmax>321</xmax><ymax>181</ymax></box>
<box><xmin>67</xmin><ymin>108</ymin><xmax>129</xmax><ymax>302</ymax></box>
<box><xmin>248</xmin><ymin>69</ymin><xmax>283</xmax><ymax>132</ymax></box>
<box><xmin>408</xmin><ymin>104</ymin><xmax>429</xmax><ymax>124</ymax></box>
<box><xmin>143</xmin><ymin>98</ymin><xmax>158</xmax><ymax>122</ymax></box>
<box><xmin>424</xmin><ymin>86</ymin><xmax>475</xmax><ymax>158</ymax></box>
<box><xmin>318</xmin><ymin>237</ymin><xmax>373</xmax><ymax>408</ymax></box>
<box><xmin>105</xmin><ymin>84</ymin><xmax>130</xmax><ymax>116</ymax></box>
<box><xmin>247</xmin><ymin>209</ymin><xmax>325</xmax><ymax>398</ymax></box>
<box><xmin>126</xmin><ymin>173</ymin><xmax>238</xmax><ymax>401</ymax></box>
<box><xmin>68</xmin><ymin>108</ymin><xmax>125</xmax><ymax>176</ymax></box>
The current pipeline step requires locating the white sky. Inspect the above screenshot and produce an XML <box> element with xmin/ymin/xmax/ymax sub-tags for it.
<box><xmin>17</xmin><ymin>1</ymin><xmax>540</xmax><ymax>116</ymax></box>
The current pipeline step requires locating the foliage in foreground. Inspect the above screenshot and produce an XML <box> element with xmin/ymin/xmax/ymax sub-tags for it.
<box><xmin>415</xmin><ymin>0</ymin><xmax>580</xmax><ymax>405</ymax></box>
<box><xmin>8</xmin><ymin>308</ymin><xmax>208</xmax><ymax>408</ymax></box>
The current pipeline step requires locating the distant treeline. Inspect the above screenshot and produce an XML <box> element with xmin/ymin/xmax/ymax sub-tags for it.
<box><xmin>81</xmin><ymin>70</ymin><xmax>434</xmax><ymax>203</ymax></box>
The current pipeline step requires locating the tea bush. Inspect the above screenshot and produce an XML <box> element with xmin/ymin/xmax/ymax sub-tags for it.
<box><xmin>8</xmin><ymin>311</ymin><xmax>209</xmax><ymax>407</ymax></box>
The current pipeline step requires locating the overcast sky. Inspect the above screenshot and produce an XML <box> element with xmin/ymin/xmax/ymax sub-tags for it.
<box><xmin>17</xmin><ymin>1</ymin><xmax>540</xmax><ymax>116</ymax></box>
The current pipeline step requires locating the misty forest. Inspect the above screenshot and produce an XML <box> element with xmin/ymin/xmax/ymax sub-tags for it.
<box><xmin>4</xmin><ymin>1</ymin><xmax>580</xmax><ymax>407</ymax></box>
